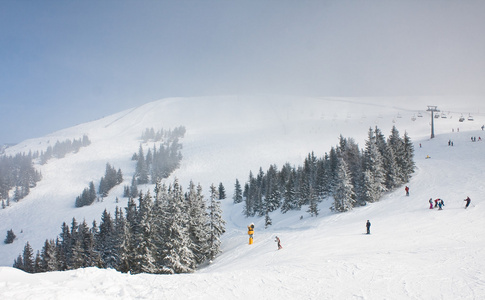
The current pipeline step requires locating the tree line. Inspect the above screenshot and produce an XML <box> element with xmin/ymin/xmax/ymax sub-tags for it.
<box><xmin>14</xmin><ymin>179</ymin><xmax>226</xmax><ymax>275</ymax></box>
<box><xmin>141</xmin><ymin>126</ymin><xmax>186</xmax><ymax>143</ymax></box>
<box><xmin>126</xmin><ymin>139</ymin><xmax>183</xmax><ymax>198</ymax></box>
<box><xmin>234</xmin><ymin>126</ymin><xmax>414</xmax><ymax>225</ymax></box>
<box><xmin>40</xmin><ymin>135</ymin><xmax>91</xmax><ymax>164</ymax></box>
<box><xmin>0</xmin><ymin>152</ymin><xmax>42</xmax><ymax>206</ymax></box>
<box><xmin>75</xmin><ymin>163</ymin><xmax>123</xmax><ymax>208</ymax></box>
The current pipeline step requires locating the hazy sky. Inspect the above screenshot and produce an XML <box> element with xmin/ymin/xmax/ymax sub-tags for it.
<box><xmin>1</xmin><ymin>0</ymin><xmax>485</xmax><ymax>145</ymax></box>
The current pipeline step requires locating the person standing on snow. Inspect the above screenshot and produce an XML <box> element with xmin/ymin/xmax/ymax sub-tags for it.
<box><xmin>464</xmin><ymin>196</ymin><xmax>471</xmax><ymax>209</ymax></box>
<box><xmin>275</xmin><ymin>236</ymin><xmax>282</xmax><ymax>250</ymax></box>
<box><xmin>429</xmin><ymin>198</ymin><xmax>434</xmax><ymax>209</ymax></box>
<box><xmin>366</xmin><ymin>220</ymin><xmax>371</xmax><ymax>234</ymax></box>
<box><xmin>405</xmin><ymin>186</ymin><xmax>410</xmax><ymax>196</ymax></box>
<box><xmin>437</xmin><ymin>199</ymin><xmax>443</xmax><ymax>210</ymax></box>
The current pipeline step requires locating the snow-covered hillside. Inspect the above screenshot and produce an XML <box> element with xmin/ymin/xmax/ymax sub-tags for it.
<box><xmin>1</xmin><ymin>95</ymin><xmax>484</xmax><ymax>299</ymax></box>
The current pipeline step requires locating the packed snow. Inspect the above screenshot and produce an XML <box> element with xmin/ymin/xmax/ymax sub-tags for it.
<box><xmin>1</xmin><ymin>95</ymin><xmax>485</xmax><ymax>299</ymax></box>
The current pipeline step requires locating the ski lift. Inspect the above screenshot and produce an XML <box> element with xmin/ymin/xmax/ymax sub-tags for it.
<box><xmin>397</xmin><ymin>113</ymin><xmax>402</xmax><ymax>118</ymax></box>
<box><xmin>468</xmin><ymin>114</ymin><xmax>474</xmax><ymax>121</ymax></box>
<box><xmin>441</xmin><ymin>112</ymin><xmax>447</xmax><ymax>118</ymax></box>
<box><xmin>434</xmin><ymin>114</ymin><xmax>440</xmax><ymax>119</ymax></box>
<box><xmin>417</xmin><ymin>112</ymin><xmax>423</xmax><ymax>117</ymax></box>
<box><xmin>411</xmin><ymin>115</ymin><xmax>416</xmax><ymax>121</ymax></box>
<box><xmin>459</xmin><ymin>115</ymin><xmax>465</xmax><ymax>122</ymax></box>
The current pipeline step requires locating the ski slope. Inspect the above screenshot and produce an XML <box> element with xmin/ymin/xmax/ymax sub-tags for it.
<box><xmin>1</xmin><ymin>95</ymin><xmax>485</xmax><ymax>299</ymax></box>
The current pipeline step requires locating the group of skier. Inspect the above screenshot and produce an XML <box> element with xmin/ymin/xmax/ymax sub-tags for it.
<box><xmin>429</xmin><ymin>198</ymin><xmax>445</xmax><ymax>210</ymax></box>
<box><xmin>427</xmin><ymin>195</ymin><xmax>472</xmax><ymax>210</ymax></box>
<box><xmin>247</xmin><ymin>188</ymin><xmax>473</xmax><ymax>249</ymax></box>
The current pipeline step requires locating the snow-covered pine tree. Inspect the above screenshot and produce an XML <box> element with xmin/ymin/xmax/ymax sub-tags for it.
<box><xmin>115</xmin><ymin>206</ymin><xmax>133</xmax><ymax>273</ymax></box>
<box><xmin>136</xmin><ymin>145</ymin><xmax>149</xmax><ymax>184</ymax></box>
<box><xmin>254</xmin><ymin>168</ymin><xmax>265</xmax><ymax>216</ymax></box>
<box><xmin>132</xmin><ymin>191</ymin><xmax>157</xmax><ymax>274</ymax></box>
<box><xmin>40</xmin><ymin>239</ymin><xmax>58</xmax><ymax>272</ymax></box>
<box><xmin>13</xmin><ymin>254</ymin><xmax>23</xmax><ymax>271</ymax></box>
<box><xmin>264</xmin><ymin>164</ymin><xmax>281</xmax><ymax>213</ymax></box>
<box><xmin>281</xmin><ymin>169</ymin><xmax>298</xmax><ymax>213</ymax></box>
<box><xmin>388</xmin><ymin>126</ymin><xmax>405</xmax><ymax>182</ymax></box>
<box><xmin>207</xmin><ymin>183</ymin><xmax>226</xmax><ymax>261</ymax></box>
<box><xmin>161</xmin><ymin>179</ymin><xmax>196</xmax><ymax>274</ymax></box>
<box><xmin>307</xmin><ymin>189</ymin><xmax>319</xmax><ymax>217</ymax></box>
<box><xmin>264</xmin><ymin>209</ymin><xmax>272</xmax><ymax>228</ymax></box>
<box><xmin>362</xmin><ymin>128</ymin><xmax>386</xmax><ymax>203</ymax></box>
<box><xmin>382</xmin><ymin>143</ymin><xmax>400</xmax><ymax>190</ymax></box>
<box><xmin>96</xmin><ymin>209</ymin><xmax>117</xmax><ymax>268</ymax></box>
<box><xmin>186</xmin><ymin>181</ymin><xmax>211</xmax><ymax>264</ymax></box>
<box><xmin>331</xmin><ymin>157</ymin><xmax>355</xmax><ymax>212</ymax></box>
<box><xmin>401</xmin><ymin>132</ymin><xmax>415</xmax><ymax>183</ymax></box>
<box><xmin>218</xmin><ymin>182</ymin><xmax>226</xmax><ymax>200</ymax></box>
<box><xmin>233</xmin><ymin>179</ymin><xmax>243</xmax><ymax>204</ymax></box>
<box><xmin>34</xmin><ymin>251</ymin><xmax>42</xmax><ymax>273</ymax></box>
<box><xmin>22</xmin><ymin>241</ymin><xmax>35</xmax><ymax>273</ymax></box>
<box><xmin>4</xmin><ymin>229</ymin><xmax>16</xmax><ymax>244</ymax></box>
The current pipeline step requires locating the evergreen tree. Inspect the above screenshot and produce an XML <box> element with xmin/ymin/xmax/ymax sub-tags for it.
<box><xmin>136</xmin><ymin>145</ymin><xmax>149</xmax><ymax>184</ymax></box>
<box><xmin>331</xmin><ymin>158</ymin><xmax>355</xmax><ymax>212</ymax></box>
<box><xmin>362</xmin><ymin>128</ymin><xmax>386</xmax><ymax>203</ymax></box>
<box><xmin>41</xmin><ymin>239</ymin><xmax>58</xmax><ymax>272</ymax></box>
<box><xmin>34</xmin><ymin>251</ymin><xmax>42</xmax><ymax>273</ymax></box>
<box><xmin>186</xmin><ymin>181</ymin><xmax>211</xmax><ymax>264</ymax></box>
<box><xmin>307</xmin><ymin>189</ymin><xmax>319</xmax><ymax>217</ymax></box>
<box><xmin>218</xmin><ymin>182</ymin><xmax>226</xmax><ymax>200</ymax></box>
<box><xmin>97</xmin><ymin>209</ymin><xmax>117</xmax><ymax>268</ymax></box>
<box><xmin>207</xmin><ymin>183</ymin><xmax>226</xmax><ymax>261</ymax></box>
<box><xmin>233</xmin><ymin>179</ymin><xmax>243</xmax><ymax>204</ymax></box>
<box><xmin>22</xmin><ymin>242</ymin><xmax>35</xmax><ymax>273</ymax></box>
<box><xmin>281</xmin><ymin>169</ymin><xmax>298</xmax><ymax>213</ymax></box>
<box><xmin>264</xmin><ymin>209</ymin><xmax>272</xmax><ymax>228</ymax></box>
<box><xmin>160</xmin><ymin>179</ymin><xmax>196</xmax><ymax>274</ymax></box>
<box><xmin>132</xmin><ymin>191</ymin><xmax>157</xmax><ymax>274</ymax></box>
<box><xmin>4</xmin><ymin>229</ymin><xmax>16</xmax><ymax>244</ymax></box>
<box><xmin>401</xmin><ymin>132</ymin><xmax>415</xmax><ymax>183</ymax></box>
<box><xmin>13</xmin><ymin>254</ymin><xmax>24</xmax><ymax>271</ymax></box>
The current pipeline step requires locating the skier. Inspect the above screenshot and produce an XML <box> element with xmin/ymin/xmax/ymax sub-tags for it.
<box><xmin>366</xmin><ymin>220</ymin><xmax>371</xmax><ymax>234</ymax></box>
<box><xmin>429</xmin><ymin>198</ymin><xmax>433</xmax><ymax>209</ymax></box>
<box><xmin>437</xmin><ymin>199</ymin><xmax>443</xmax><ymax>210</ymax></box>
<box><xmin>275</xmin><ymin>236</ymin><xmax>282</xmax><ymax>250</ymax></box>
<box><xmin>464</xmin><ymin>196</ymin><xmax>471</xmax><ymax>209</ymax></box>
<box><xmin>434</xmin><ymin>199</ymin><xmax>439</xmax><ymax>208</ymax></box>
<box><xmin>405</xmin><ymin>186</ymin><xmax>410</xmax><ymax>196</ymax></box>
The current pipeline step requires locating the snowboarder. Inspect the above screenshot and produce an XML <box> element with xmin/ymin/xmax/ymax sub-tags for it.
<box><xmin>429</xmin><ymin>198</ymin><xmax>433</xmax><ymax>209</ymax></box>
<box><xmin>464</xmin><ymin>196</ymin><xmax>471</xmax><ymax>209</ymax></box>
<box><xmin>405</xmin><ymin>186</ymin><xmax>409</xmax><ymax>196</ymax></box>
<box><xmin>366</xmin><ymin>220</ymin><xmax>371</xmax><ymax>234</ymax></box>
<box><xmin>275</xmin><ymin>236</ymin><xmax>282</xmax><ymax>250</ymax></box>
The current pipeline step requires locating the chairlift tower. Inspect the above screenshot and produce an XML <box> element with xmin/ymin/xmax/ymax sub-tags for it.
<box><xmin>426</xmin><ymin>106</ymin><xmax>440</xmax><ymax>138</ymax></box>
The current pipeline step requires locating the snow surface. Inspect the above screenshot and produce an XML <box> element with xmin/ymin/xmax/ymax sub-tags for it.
<box><xmin>1</xmin><ymin>95</ymin><xmax>485</xmax><ymax>299</ymax></box>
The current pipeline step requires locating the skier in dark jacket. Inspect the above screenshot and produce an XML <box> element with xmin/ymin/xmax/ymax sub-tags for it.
<box><xmin>464</xmin><ymin>197</ymin><xmax>471</xmax><ymax>209</ymax></box>
<box><xmin>366</xmin><ymin>220</ymin><xmax>371</xmax><ymax>234</ymax></box>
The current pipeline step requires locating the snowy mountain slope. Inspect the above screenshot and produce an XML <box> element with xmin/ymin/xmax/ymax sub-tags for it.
<box><xmin>1</xmin><ymin>95</ymin><xmax>485</xmax><ymax>299</ymax></box>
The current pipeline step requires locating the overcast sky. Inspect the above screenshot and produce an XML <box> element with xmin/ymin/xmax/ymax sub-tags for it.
<box><xmin>1</xmin><ymin>0</ymin><xmax>485</xmax><ymax>145</ymax></box>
